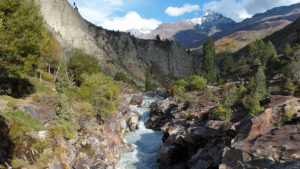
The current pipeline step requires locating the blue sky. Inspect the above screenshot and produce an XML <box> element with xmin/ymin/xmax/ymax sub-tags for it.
<box><xmin>68</xmin><ymin>0</ymin><xmax>300</xmax><ymax>33</ymax></box>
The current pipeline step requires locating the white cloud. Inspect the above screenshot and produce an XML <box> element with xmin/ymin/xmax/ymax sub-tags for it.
<box><xmin>165</xmin><ymin>4</ymin><xmax>200</xmax><ymax>17</ymax></box>
<box><xmin>100</xmin><ymin>11</ymin><xmax>162</xmax><ymax>33</ymax></box>
<box><xmin>203</xmin><ymin>0</ymin><xmax>300</xmax><ymax>22</ymax></box>
<box><xmin>70</xmin><ymin>0</ymin><xmax>160</xmax><ymax>33</ymax></box>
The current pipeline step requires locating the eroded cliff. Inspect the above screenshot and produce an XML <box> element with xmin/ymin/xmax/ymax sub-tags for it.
<box><xmin>35</xmin><ymin>0</ymin><xmax>199</xmax><ymax>87</ymax></box>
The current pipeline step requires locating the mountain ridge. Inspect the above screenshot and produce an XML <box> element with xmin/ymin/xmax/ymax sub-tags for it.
<box><xmin>139</xmin><ymin>10</ymin><xmax>236</xmax><ymax>48</ymax></box>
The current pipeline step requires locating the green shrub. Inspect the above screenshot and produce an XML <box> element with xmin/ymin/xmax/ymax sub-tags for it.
<box><xmin>282</xmin><ymin>77</ymin><xmax>296</xmax><ymax>95</ymax></box>
<box><xmin>68</xmin><ymin>49</ymin><xmax>99</xmax><ymax>85</ymax></box>
<box><xmin>237</xmin><ymin>81</ymin><xmax>247</xmax><ymax>99</ymax></box>
<box><xmin>237</xmin><ymin>59</ymin><xmax>244</xmax><ymax>66</ymax></box>
<box><xmin>185</xmin><ymin>75</ymin><xmax>207</xmax><ymax>91</ymax></box>
<box><xmin>218</xmin><ymin>79</ymin><xmax>225</xmax><ymax>85</ymax></box>
<box><xmin>214</xmin><ymin>104</ymin><xmax>232</xmax><ymax>120</ymax></box>
<box><xmin>31</xmin><ymin>93</ymin><xmax>42</xmax><ymax>102</ymax></box>
<box><xmin>203</xmin><ymin>88</ymin><xmax>219</xmax><ymax>102</ymax></box>
<box><xmin>78</xmin><ymin>73</ymin><xmax>120</xmax><ymax>119</ymax></box>
<box><xmin>41</xmin><ymin>70</ymin><xmax>55</xmax><ymax>82</ymax></box>
<box><xmin>223</xmin><ymin>86</ymin><xmax>238</xmax><ymax>108</ymax></box>
<box><xmin>169</xmin><ymin>85</ymin><xmax>185</xmax><ymax>97</ymax></box>
<box><xmin>50</xmin><ymin>124</ymin><xmax>77</xmax><ymax>140</ymax></box>
<box><xmin>170</xmin><ymin>75</ymin><xmax>207</xmax><ymax>96</ymax></box>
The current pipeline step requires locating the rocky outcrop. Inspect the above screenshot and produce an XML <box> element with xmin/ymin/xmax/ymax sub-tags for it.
<box><xmin>147</xmin><ymin>95</ymin><xmax>300</xmax><ymax>169</ymax></box>
<box><xmin>35</xmin><ymin>0</ymin><xmax>200</xmax><ymax>87</ymax></box>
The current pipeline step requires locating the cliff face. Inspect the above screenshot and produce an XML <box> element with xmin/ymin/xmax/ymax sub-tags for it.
<box><xmin>35</xmin><ymin>0</ymin><xmax>199</xmax><ymax>87</ymax></box>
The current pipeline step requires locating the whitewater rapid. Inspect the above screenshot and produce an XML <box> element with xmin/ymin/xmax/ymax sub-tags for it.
<box><xmin>120</xmin><ymin>97</ymin><xmax>163</xmax><ymax>169</ymax></box>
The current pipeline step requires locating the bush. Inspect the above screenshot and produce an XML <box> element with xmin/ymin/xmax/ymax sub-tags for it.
<box><xmin>214</xmin><ymin>104</ymin><xmax>232</xmax><ymax>120</ymax></box>
<box><xmin>185</xmin><ymin>75</ymin><xmax>207</xmax><ymax>91</ymax></box>
<box><xmin>50</xmin><ymin>124</ymin><xmax>77</xmax><ymax>140</ymax></box>
<box><xmin>41</xmin><ymin>70</ymin><xmax>55</xmax><ymax>82</ymax></box>
<box><xmin>78</xmin><ymin>73</ymin><xmax>120</xmax><ymax>119</ymax></box>
<box><xmin>68</xmin><ymin>49</ymin><xmax>100</xmax><ymax>85</ymax></box>
<box><xmin>170</xmin><ymin>75</ymin><xmax>207</xmax><ymax>96</ymax></box>
<box><xmin>223</xmin><ymin>86</ymin><xmax>238</xmax><ymax>108</ymax></box>
<box><xmin>237</xmin><ymin>59</ymin><xmax>244</xmax><ymax>66</ymax></box>
<box><xmin>203</xmin><ymin>88</ymin><xmax>219</xmax><ymax>102</ymax></box>
<box><xmin>31</xmin><ymin>93</ymin><xmax>42</xmax><ymax>102</ymax></box>
<box><xmin>282</xmin><ymin>77</ymin><xmax>296</xmax><ymax>95</ymax></box>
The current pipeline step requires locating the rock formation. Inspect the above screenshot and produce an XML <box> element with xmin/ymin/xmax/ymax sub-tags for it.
<box><xmin>146</xmin><ymin>94</ymin><xmax>300</xmax><ymax>169</ymax></box>
<box><xmin>35</xmin><ymin>0</ymin><xmax>200</xmax><ymax>87</ymax></box>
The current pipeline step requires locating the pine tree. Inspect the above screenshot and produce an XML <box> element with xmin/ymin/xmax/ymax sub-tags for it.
<box><xmin>246</xmin><ymin>40</ymin><xmax>265</xmax><ymax>66</ymax></box>
<box><xmin>281</xmin><ymin>43</ymin><xmax>292</xmax><ymax>55</ymax></box>
<box><xmin>221</xmin><ymin>55</ymin><xmax>234</xmax><ymax>75</ymax></box>
<box><xmin>262</xmin><ymin>41</ymin><xmax>277</xmax><ymax>65</ymax></box>
<box><xmin>253</xmin><ymin>66</ymin><xmax>269</xmax><ymax>99</ymax></box>
<box><xmin>56</xmin><ymin>56</ymin><xmax>69</xmax><ymax>93</ymax></box>
<box><xmin>243</xmin><ymin>67</ymin><xmax>268</xmax><ymax>115</ymax></box>
<box><xmin>201</xmin><ymin>37</ymin><xmax>216</xmax><ymax>81</ymax></box>
<box><xmin>0</xmin><ymin>0</ymin><xmax>49</xmax><ymax>77</ymax></box>
<box><xmin>156</xmin><ymin>35</ymin><xmax>161</xmax><ymax>42</ymax></box>
<box><xmin>243</xmin><ymin>92</ymin><xmax>264</xmax><ymax>115</ymax></box>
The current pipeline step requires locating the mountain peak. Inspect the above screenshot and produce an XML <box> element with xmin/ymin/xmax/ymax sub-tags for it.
<box><xmin>203</xmin><ymin>9</ymin><xmax>216</xmax><ymax>16</ymax></box>
<box><xmin>190</xmin><ymin>10</ymin><xmax>235</xmax><ymax>26</ymax></box>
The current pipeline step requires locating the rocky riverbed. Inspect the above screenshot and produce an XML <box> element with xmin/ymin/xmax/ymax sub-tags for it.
<box><xmin>146</xmin><ymin>95</ymin><xmax>300</xmax><ymax>169</ymax></box>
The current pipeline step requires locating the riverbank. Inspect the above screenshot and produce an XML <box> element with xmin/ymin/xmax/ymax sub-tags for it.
<box><xmin>146</xmin><ymin>90</ymin><xmax>300</xmax><ymax>169</ymax></box>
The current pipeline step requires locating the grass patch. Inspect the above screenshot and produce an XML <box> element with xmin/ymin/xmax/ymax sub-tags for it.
<box><xmin>26</xmin><ymin>76</ymin><xmax>57</xmax><ymax>96</ymax></box>
<box><xmin>0</xmin><ymin>111</ymin><xmax>45</xmax><ymax>143</ymax></box>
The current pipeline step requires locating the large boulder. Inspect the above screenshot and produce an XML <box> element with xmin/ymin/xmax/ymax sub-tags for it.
<box><xmin>127</xmin><ymin>112</ymin><xmax>140</xmax><ymax>131</ymax></box>
<box><xmin>129</xmin><ymin>95</ymin><xmax>143</xmax><ymax>107</ymax></box>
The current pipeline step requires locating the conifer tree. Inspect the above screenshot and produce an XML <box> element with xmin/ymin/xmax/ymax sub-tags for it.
<box><xmin>253</xmin><ymin>66</ymin><xmax>269</xmax><ymax>99</ymax></box>
<box><xmin>262</xmin><ymin>41</ymin><xmax>277</xmax><ymax>65</ymax></box>
<box><xmin>0</xmin><ymin>0</ymin><xmax>49</xmax><ymax>77</ymax></box>
<box><xmin>201</xmin><ymin>37</ymin><xmax>216</xmax><ymax>81</ymax></box>
<box><xmin>221</xmin><ymin>55</ymin><xmax>234</xmax><ymax>75</ymax></box>
<box><xmin>281</xmin><ymin>43</ymin><xmax>292</xmax><ymax>55</ymax></box>
<box><xmin>56</xmin><ymin>56</ymin><xmax>69</xmax><ymax>93</ymax></box>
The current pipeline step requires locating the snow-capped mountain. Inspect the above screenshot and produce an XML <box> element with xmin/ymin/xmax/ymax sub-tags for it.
<box><xmin>139</xmin><ymin>10</ymin><xmax>236</xmax><ymax>48</ymax></box>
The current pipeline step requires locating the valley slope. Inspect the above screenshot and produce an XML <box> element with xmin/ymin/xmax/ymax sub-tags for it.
<box><xmin>35</xmin><ymin>0</ymin><xmax>200</xmax><ymax>87</ymax></box>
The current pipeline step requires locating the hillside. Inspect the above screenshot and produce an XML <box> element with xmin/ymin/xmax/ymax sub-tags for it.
<box><xmin>264</xmin><ymin>17</ymin><xmax>300</xmax><ymax>49</ymax></box>
<box><xmin>35</xmin><ymin>0</ymin><xmax>199</xmax><ymax>87</ymax></box>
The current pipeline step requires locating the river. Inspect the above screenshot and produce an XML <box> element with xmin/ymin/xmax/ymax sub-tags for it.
<box><xmin>120</xmin><ymin>97</ymin><xmax>163</xmax><ymax>169</ymax></box>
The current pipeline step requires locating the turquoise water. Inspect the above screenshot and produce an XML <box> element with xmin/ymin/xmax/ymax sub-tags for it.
<box><xmin>120</xmin><ymin>97</ymin><xmax>163</xmax><ymax>169</ymax></box>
